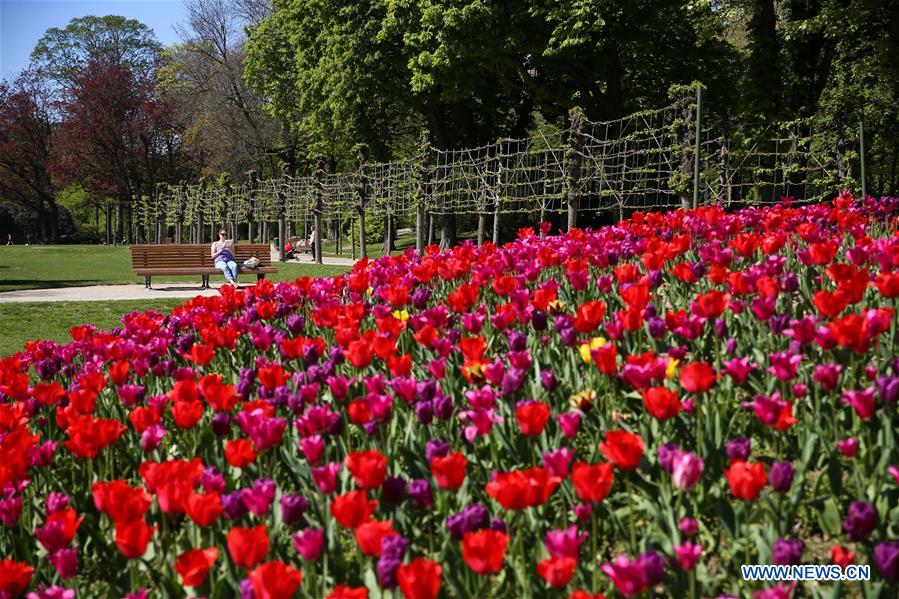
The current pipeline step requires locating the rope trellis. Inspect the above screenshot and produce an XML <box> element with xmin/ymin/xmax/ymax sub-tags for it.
<box><xmin>146</xmin><ymin>94</ymin><xmax>860</xmax><ymax>239</ymax></box>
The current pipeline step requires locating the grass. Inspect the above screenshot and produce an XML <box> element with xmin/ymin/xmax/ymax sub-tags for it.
<box><xmin>0</xmin><ymin>245</ymin><xmax>350</xmax><ymax>292</ymax></box>
<box><xmin>0</xmin><ymin>299</ymin><xmax>186</xmax><ymax>357</ymax></box>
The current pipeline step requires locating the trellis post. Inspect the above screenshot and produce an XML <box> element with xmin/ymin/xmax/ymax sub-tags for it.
<box><xmin>478</xmin><ymin>145</ymin><xmax>497</xmax><ymax>246</ymax></box>
<box><xmin>277</xmin><ymin>177</ymin><xmax>287</xmax><ymax>262</ymax></box>
<box><xmin>355</xmin><ymin>145</ymin><xmax>369</xmax><ymax>258</ymax></box>
<box><xmin>314</xmin><ymin>156</ymin><xmax>326</xmax><ymax>265</ymax></box>
<box><xmin>246</xmin><ymin>171</ymin><xmax>258</xmax><ymax>243</ymax></box>
<box><xmin>676</xmin><ymin>88</ymin><xmax>696</xmax><ymax>210</ymax></box>
<box><xmin>174</xmin><ymin>185</ymin><xmax>184</xmax><ymax>243</ymax></box>
<box><xmin>692</xmin><ymin>85</ymin><xmax>702</xmax><ymax>209</ymax></box>
<box><xmin>564</xmin><ymin>107</ymin><xmax>585</xmax><ymax>230</ymax></box>
<box><xmin>493</xmin><ymin>146</ymin><xmax>503</xmax><ymax>244</ymax></box>
<box><xmin>416</xmin><ymin>133</ymin><xmax>431</xmax><ymax>254</ymax></box>
<box><xmin>155</xmin><ymin>189</ymin><xmax>163</xmax><ymax>244</ymax></box>
<box><xmin>197</xmin><ymin>181</ymin><xmax>206</xmax><ymax>244</ymax></box>
<box><xmin>858</xmin><ymin>108</ymin><xmax>867</xmax><ymax>198</ymax></box>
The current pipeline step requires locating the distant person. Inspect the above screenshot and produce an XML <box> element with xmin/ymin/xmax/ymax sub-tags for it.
<box><xmin>211</xmin><ymin>229</ymin><xmax>238</xmax><ymax>286</ymax></box>
<box><xmin>6</xmin><ymin>233</ymin><xmax>11</xmax><ymax>245</ymax></box>
<box><xmin>308</xmin><ymin>224</ymin><xmax>317</xmax><ymax>261</ymax></box>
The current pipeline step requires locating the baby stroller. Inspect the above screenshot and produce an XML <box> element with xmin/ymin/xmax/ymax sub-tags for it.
<box><xmin>283</xmin><ymin>236</ymin><xmax>308</xmax><ymax>260</ymax></box>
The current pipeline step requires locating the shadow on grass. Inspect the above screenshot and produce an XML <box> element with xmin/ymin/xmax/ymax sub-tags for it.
<box><xmin>0</xmin><ymin>279</ymin><xmax>112</xmax><ymax>290</ymax></box>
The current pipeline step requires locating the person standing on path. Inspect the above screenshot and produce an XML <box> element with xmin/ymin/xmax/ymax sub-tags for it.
<box><xmin>308</xmin><ymin>224</ymin><xmax>317</xmax><ymax>262</ymax></box>
<box><xmin>211</xmin><ymin>229</ymin><xmax>238</xmax><ymax>286</ymax></box>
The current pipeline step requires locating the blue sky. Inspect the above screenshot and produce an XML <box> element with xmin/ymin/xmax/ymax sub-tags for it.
<box><xmin>0</xmin><ymin>0</ymin><xmax>187</xmax><ymax>81</ymax></box>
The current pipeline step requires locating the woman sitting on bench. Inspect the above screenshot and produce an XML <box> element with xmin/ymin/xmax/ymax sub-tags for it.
<box><xmin>211</xmin><ymin>229</ymin><xmax>238</xmax><ymax>286</ymax></box>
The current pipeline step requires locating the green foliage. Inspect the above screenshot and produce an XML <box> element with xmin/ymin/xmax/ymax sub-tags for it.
<box><xmin>30</xmin><ymin>15</ymin><xmax>161</xmax><ymax>83</ymax></box>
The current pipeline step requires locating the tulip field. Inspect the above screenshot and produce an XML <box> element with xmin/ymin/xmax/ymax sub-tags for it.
<box><xmin>2</xmin><ymin>193</ymin><xmax>899</xmax><ymax>599</ymax></box>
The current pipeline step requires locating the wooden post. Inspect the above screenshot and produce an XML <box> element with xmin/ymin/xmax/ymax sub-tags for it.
<box><xmin>355</xmin><ymin>145</ymin><xmax>369</xmax><ymax>258</ymax></box>
<box><xmin>313</xmin><ymin>156</ymin><xmax>326</xmax><ymax>264</ymax></box>
<box><xmin>416</xmin><ymin>133</ymin><xmax>432</xmax><ymax>254</ymax></box>
<box><xmin>493</xmin><ymin>147</ymin><xmax>503</xmax><ymax>244</ymax></box>
<box><xmin>564</xmin><ymin>107</ymin><xmax>585</xmax><ymax>230</ymax></box>
<box><xmin>676</xmin><ymin>89</ymin><xmax>696</xmax><ymax>210</ymax></box>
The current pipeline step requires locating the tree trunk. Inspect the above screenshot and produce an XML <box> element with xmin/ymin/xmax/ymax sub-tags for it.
<box><xmin>382</xmin><ymin>214</ymin><xmax>395</xmax><ymax>255</ymax></box>
<box><xmin>440</xmin><ymin>212</ymin><xmax>456</xmax><ymax>249</ymax></box>
<box><xmin>745</xmin><ymin>0</ymin><xmax>780</xmax><ymax>117</ymax></box>
<box><xmin>358</xmin><ymin>210</ymin><xmax>367</xmax><ymax>257</ymax></box>
<box><xmin>115</xmin><ymin>199</ymin><xmax>123</xmax><ymax>244</ymax></box>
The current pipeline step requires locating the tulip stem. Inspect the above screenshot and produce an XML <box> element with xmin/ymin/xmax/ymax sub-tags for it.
<box><xmin>591</xmin><ymin>509</ymin><xmax>599</xmax><ymax>590</ymax></box>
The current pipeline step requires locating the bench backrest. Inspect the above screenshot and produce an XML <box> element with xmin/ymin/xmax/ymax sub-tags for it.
<box><xmin>130</xmin><ymin>244</ymin><xmax>273</xmax><ymax>269</ymax></box>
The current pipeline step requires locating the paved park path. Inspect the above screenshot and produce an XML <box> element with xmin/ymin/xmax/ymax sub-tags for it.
<box><xmin>0</xmin><ymin>255</ymin><xmax>359</xmax><ymax>303</ymax></box>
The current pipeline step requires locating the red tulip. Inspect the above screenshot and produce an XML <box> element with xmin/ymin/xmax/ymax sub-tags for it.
<box><xmin>462</xmin><ymin>529</ymin><xmax>509</xmax><ymax>575</ymax></box>
<box><xmin>330</xmin><ymin>490</ymin><xmax>377</xmax><ymax>528</ymax></box>
<box><xmin>569</xmin><ymin>591</ymin><xmax>607</xmax><ymax>599</ymax></box>
<box><xmin>397</xmin><ymin>558</ymin><xmax>442</xmax><ymax>599</ymax></box>
<box><xmin>679</xmin><ymin>362</ymin><xmax>716</xmax><ymax>394</ymax></box>
<box><xmin>115</xmin><ymin>518</ymin><xmax>153</xmax><ymax>559</ymax></box>
<box><xmin>691</xmin><ymin>290</ymin><xmax>730</xmax><ymax>319</ymax></box>
<box><xmin>186</xmin><ymin>492</ymin><xmax>223</xmax><ymax>527</ymax></box>
<box><xmin>570</xmin><ymin>461</ymin><xmax>614</xmax><ymax>503</ymax></box>
<box><xmin>593</xmin><ymin>344</ymin><xmax>618</xmax><ymax>375</ymax></box>
<box><xmin>64</xmin><ymin>415</ymin><xmax>126</xmax><ymax>459</ymax></box>
<box><xmin>537</xmin><ymin>557</ymin><xmax>578</xmax><ymax>588</ymax></box>
<box><xmin>0</xmin><ymin>558</ymin><xmax>34</xmax><ymax>596</ymax></box>
<box><xmin>172</xmin><ymin>400</ymin><xmax>204</xmax><ymax>429</ymax></box>
<box><xmin>175</xmin><ymin>547</ymin><xmax>218</xmax><ymax>587</ymax></box>
<box><xmin>515</xmin><ymin>401</ymin><xmax>551</xmax><ymax>436</ymax></box>
<box><xmin>92</xmin><ymin>480</ymin><xmax>151</xmax><ymax>523</ymax></box>
<box><xmin>431</xmin><ymin>451</ymin><xmax>468</xmax><ymax>490</ymax></box>
<box><xmin>184</xmin><ymin>344</ymin><xmax>216</xmax><ymax>365</ymax></box>
<box><xmin>641</xmin><ymin>387</ymin><xmax>682</xmax><ymax>420</ymax></box>
<box><xmin>831</xmin><ymin>545</ymin><xmax>856</xmax><ymax>570</ymax></box>
<box><xmin>250</xmin><ymin>560</ymin><xmax>303</xmax><ymax>599</ymax></box>
<box><xmin>225</xmin><ymin>438</ymin><xmax>258</xmax><ymax>468</ymax></box>
<box><xmin>598</xmin><ymin>430</ymin><xmax>644</xmax><ymax>470</ymax></box>
<box><xmin>346</xmin><ymin>450</ymin><xmax>388</xmax><ymax>489</ymax></box>
<box><xmin>227</xmin><ymin>525</ymin><xmax>269</xmax><ymax>568</ymax></box>
<box><xmin>724</xmin><ymin>460</ymin><xmax>767</xmax><ymax>501</ymax></box>
<box><xmin>199</xmin><ymin>374</ymin><xmax>238</xmax><ymax>411</ymax></box>
<box><xmin>573</xmin><ymin>301</ymin><xmax>607</xmax><ymax>333</ymax></box>
<box><xmin>108</xmin><ymin>360</ymin><xmax>131</xmax><ymax>385</ymax></box>
<box><xmin>32</xmin><ymin>381</ymin><xmax>65</xmax><ymax>406</ymax></box>
<box><xmin>874</xmin><ymin>272</ymin><xmax>899</xmax><ymax>298</ymax></box>
<box><xmin>620</xmin><ymin>283</ymin><xmax>650</xmax><ymax>311</ymax></box>
<box><xmin>354</xmin><ymin>519</ymin><xmax>397</xmax><ymax>557</ymax></box>
<box><xmin>36</xmin><ymin>507</ymin><xmax>83</xmax><ymax>553</ymax></box>
<box><xmin>257</xmin><ymin>364</ymin><xmax>287</xmax><ymax>389</ymax></box>
<box><xmin>486</xmin><ymin>467</ymin><xmax>560</xmax><ymax>510</ymax></box>
<box><xmin>344</xmin><ymin>339</ymin><xmax>373</xmax><ymax>368</ymax></box>
<box><xmin>168</xmin><ymin>379</ymin><xmax>199</xmax><ymax>403</ymax></box>
<box><xmin>813</xmin><ymin>289</ymin><xmax>849</xmax><ymax>318</ymax></box>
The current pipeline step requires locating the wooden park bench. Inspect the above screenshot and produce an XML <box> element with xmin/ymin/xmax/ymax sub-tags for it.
<box><xmin>130</xmin><ymin>244</ymin><xmax>277</xmax><ymax>289</ymax></box>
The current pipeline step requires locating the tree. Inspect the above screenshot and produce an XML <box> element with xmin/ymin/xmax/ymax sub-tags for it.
<box><xmin>0</xmin><ymin>72</ymin><xmax>58</xmax><ymax>242</ymax></box>
<box><xmin>31</xmin><ymin>15</ymin><xmax>161</xmax><ymax>87</ymax></box>
<box><xmin>50</xmin><ymin>59</ymin><xmax>186</xmax><ymax>243</ymax></box>
<box><xmin>161</xmin><ymin>0</ymin><xmax>287</xmax><ymax>180</ymax></box>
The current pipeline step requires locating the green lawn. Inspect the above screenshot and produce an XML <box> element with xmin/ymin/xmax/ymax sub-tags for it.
<box><xmin>0</xmin><ymin>245</ymin><xmax>349</xmax><ymax>292</ymax></box>
<box><xmin>0</xmin><ymin>299</ymin><xmax>186</xmax><ymax>357</ymax></box>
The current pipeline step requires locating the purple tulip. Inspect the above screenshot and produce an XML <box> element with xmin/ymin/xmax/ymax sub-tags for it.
<box><xmin>771</xmin><ymin>538</ymin><xmax>804</xmax><ymax>565</ymax></box>
<box><xmin>842</xmin><ymin>501</ymin><xmax>877</xmax><ymax>541</ymax></box>
<box><xmin>725</xmin><ymin>438</ymin><xmax>751</xmax><ymax>461</ymax></box>
<box><xmin>769</xmin><ymin>461</ymin><xmax>795</xmax><ymax>493</ymax></box>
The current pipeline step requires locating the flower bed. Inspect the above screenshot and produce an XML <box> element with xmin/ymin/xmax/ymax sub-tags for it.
<box><xmin>1</xmin><ymin>194</ymin><xmax>898</xmax><ymax>599</ymax></box>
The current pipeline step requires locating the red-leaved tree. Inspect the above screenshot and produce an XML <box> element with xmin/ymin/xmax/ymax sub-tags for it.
<box><xmin>0</xmin><ymin>72</ymin><xmax>58</xmax><ymax>242</ymax></box>
<box><xmin>50</xmin><ymin>58</ymin><xmax>186</xmax><ymax>242</ymax></box>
